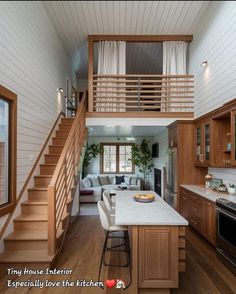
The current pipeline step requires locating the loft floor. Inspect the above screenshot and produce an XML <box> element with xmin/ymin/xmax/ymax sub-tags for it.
<box><xmin>0</xmin><ymin>216</ymin><xmax>235</xmax><ymax>294</ymax></box>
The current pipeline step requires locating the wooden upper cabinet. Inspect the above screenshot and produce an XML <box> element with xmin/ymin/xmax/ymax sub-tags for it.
<box><xmin>203</xmin><ymin>121</ymin><xmax>211</xmax><ymax>164</ymax></box>
<box><xmin>231</xmin><ymin>110</ymin><xmax>236</xmax><ymax>166</ymax></box>
<box><xmin>194</xmin><ymin>120</ymin><xmax>211</xmax><ymax>166</ymax></box>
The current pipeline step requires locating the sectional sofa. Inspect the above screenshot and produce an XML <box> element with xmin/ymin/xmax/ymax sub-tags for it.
<box><xmin>80</xmin><ymin>174</ymin><xmax>142</xmax><ymax>203</ymax></box>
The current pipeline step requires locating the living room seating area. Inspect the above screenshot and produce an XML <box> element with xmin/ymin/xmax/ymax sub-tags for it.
<box><xmin>80</xmin><ymin>174</ymin><xmax>142</xmax><ymax>203</ymax></box>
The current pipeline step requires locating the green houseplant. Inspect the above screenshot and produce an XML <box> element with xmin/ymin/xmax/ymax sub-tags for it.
<box><xmin>82</xmin><ymin>143</ymin><xmax>101</xmax><ymax>178</ymax></box>
<box><xmin>131</xmin><ymin>139</ymin><xmax>153</xmax><ymax>190</ymax></box>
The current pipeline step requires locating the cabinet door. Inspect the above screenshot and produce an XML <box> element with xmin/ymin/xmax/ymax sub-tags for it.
<box><xmin>180</xmin><ymin>193</ymin><xmax>190</xmax><ymax>220</ymax></box>
<box><xmin>231</xmin><ymin>110</ymin><xmax>236</xmax><ymax>166</ymax></box>
<box><xmin>203</xmin><ymin>200</ymin><xmax>216</xmax><ymax>246</ymax></box>
<box><xmin>169</xmin><ymin>126</ymin><xmax>178</xmax><ymax>148</ymax></box>
<box><xmin>195</xmin><ymin>125</ymin><xmax>203</xmax><ymax>163</ymax></box>
<box><xmin>203</xmin><ymin>121</ymin><xmax>211</xmax><ymax>164</ymax></box>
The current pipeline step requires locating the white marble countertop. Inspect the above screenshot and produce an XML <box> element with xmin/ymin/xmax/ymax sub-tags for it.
<box><xmin>115</xmin><ymin>191</ymin><xmax>188</xmax><ymax>226</ymax></box>
<box><xmin>181</xmin><ymin>185</ymin><xmax>236</xmax><ymax>204</ymax></box>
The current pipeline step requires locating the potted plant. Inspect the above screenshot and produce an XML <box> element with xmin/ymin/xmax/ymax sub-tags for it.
<box><xmin>228</xmin><ymin>184</ymin><xmax>236</xmax><ymax>195</ymax></box>
<box><xmin>130</xmin><ymin>139</ymin><xmax>153</xmax><ymax>190</ymax></box>
<box><xmin>82</xmin><ymin>143</ymin><xmax>101</xmax><ymax>178</ymax></box>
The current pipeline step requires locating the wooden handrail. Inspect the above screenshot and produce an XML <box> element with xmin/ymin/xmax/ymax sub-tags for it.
<box><xmin>91</xmin><ymin>74</ymin><xmax>194</xmax><ymax>113</ymax></box>
<box><xmin>48</xmin><ymin>93</ymin><xmax>87</xmax><ymax>256</ymax></box>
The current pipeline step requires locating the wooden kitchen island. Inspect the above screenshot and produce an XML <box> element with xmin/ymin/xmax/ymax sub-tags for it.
<box><xmin>115</xmin><ymin>191</ymin><xmax>188</xmax><ymax>294</ymax></box>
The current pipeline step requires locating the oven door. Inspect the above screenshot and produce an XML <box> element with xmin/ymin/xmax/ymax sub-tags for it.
<box><xmin>217</xmin><ymin>207</ymin><xmax>236</xmax><ymax>268</ymax></box>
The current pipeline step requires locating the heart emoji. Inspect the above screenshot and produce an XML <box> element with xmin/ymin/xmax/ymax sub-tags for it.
<box><xmin>105</xmin><ymin>279</ymin><xmax>116</xmax><ymax>288</ymax></box>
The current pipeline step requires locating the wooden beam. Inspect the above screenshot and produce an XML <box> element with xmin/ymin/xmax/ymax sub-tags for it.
<box><xmin>86</xmin><ymin>112</ymin><xmax>194</xmax><ymax>119</ymax></box>
<box><xmin>88</xmin><ymin>35</ymin><xmax>94</xmax><ymax>112</ymax></box>
<box><xmin>89</xmin><ymin>35</ymin><xmax>193</xmax><ymax>42</ymax></box>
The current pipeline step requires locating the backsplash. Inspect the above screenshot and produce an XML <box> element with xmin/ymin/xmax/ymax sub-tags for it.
<box><xmin>208</xmin><ymin>168</ymin><xmax>236</xmax><ymax>186</ymax></box>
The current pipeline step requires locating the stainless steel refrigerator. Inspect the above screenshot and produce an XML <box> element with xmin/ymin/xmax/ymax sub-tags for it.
<box><xmin>166</xmin><ymin>147</ymin><xmax>178</xmax><ymax>208</ymax></box>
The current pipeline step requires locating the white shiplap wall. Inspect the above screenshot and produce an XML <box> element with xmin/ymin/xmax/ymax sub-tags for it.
<box><xmin>43</xmin><ymin>1</ymin><xmax>210</xmax><ymax>78</ymax></box>
<box><xmin>152</xmin><ymin>128</ymin><xmax>168</xmax><ymax>197</ymax></box>
<box><xmin>189</xmin><ymin>1</ymin><xmax>236</xmax><ymax>184</ymax></box>
<box><xmin>0</xmin><ymin>2</ymin><xmax>71</xmax><ymax>196</ymax></box>
<box><xmin>189</xmin><ymin>1</ymin><xmax>236</xmax><ymax>118</ymax></box>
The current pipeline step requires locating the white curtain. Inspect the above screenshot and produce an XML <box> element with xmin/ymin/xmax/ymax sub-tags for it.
<box><xmin>97</xmin><ymin>41</ymin><xmax>126</xmax><ymax>112</ymax></box>
<box><xmin>162</xmin><ymin>41</ymin><xmax>188</xmax><ymax>112</ymax></box>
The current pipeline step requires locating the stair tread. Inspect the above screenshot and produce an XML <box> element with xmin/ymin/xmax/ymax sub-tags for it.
<box><xmin>28</xmin><ymin>187</ymin><xmax>48</xmax><ymax>191</ymax></box>
<box><xmin>22</xmin><ymin>200</ymin><xmax>48</xmax><ymax>206</ymax></box>
<box><xmin>15</xmin><ymin>215</ymin><xmax>48</xmax><ymax>222</ymax></box>
<box><xmin>5</xmin><ymin>232</ymin><xmax>48</xmax><ymax>241</ymax></box>
<box><xmin>0</xmin><ymin>250</ymin><xmax>55</xmax><ymax>263</ymax></box>
<box><xmin>35</xmin><ymin>175</ymin><xmax>52</xmax><ymax>178</ymax></box>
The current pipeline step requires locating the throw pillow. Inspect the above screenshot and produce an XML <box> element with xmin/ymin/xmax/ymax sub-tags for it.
<box><xmin>82</xmin><ymin>178</ymin><xmax>91</xmax><ymax>188</ymax></box>
<box><xmin>89</xmin><ymin>176</ymin><xmax>100</xmax><ymax>187</ymax></box>
<box><xmin>115</xmin><ymin>175</ymin><xmax>125</xmax><ymax>185</ymax></box>
<box><xmin>99</xmin><ymin>176</ymin><xmax>109</xmax><ymax>185</ymax></box>
<box><xmin>80</xmin><ymin>189</ymin><xmax>93</xmax><ymax>195</ymax></box>
<box><xmin>130</xmin><ymin>177</ymin><xmax>137</xmax><ymax>185</ymax></box>
<box><xmin>108</xmin><ymin>176</ymin><xmax>115</xmax><ymax>184</ymax></box>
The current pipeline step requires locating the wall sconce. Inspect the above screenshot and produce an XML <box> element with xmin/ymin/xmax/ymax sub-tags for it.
<box><xmin>201</xmin><ymin>61</ymin><xmax>208</xmax><ymax>68</ymax></box>
<box><xmin>57</xmin><ymin>88</ymin><xmax>64</xmax><ymax>93</ymax></box>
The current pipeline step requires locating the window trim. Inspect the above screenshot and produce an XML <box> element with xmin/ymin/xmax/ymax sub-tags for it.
<box><xmin>0</xmin><ymin>85</ymin><xmax>17</xmax><ymax>216</ymax></box>
<box><xmin>100</xmin><ymin>143</ymin><xmax>135</xmax><ymax>174</ymax></box>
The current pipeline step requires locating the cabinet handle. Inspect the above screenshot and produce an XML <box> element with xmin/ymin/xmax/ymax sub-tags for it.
<box><xmin>193</xmin><ymin>207</ymin><xmax>198</xmax><ymax>212</ymax></box>
<box><xmin>191</xmin><ymin>195</ymin><xmax>197</xmax><ymax>200</ymax></box>
<box><xmin>183</xmin><ymin>196</ymin><xmax>187</xmax><ymax>200</ymax></box>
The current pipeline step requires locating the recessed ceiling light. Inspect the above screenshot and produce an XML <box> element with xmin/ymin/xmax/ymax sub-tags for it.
<box><xmin>126</xmin><ymin>137</ymin><xmax>135</xmax><ymax>141</ymax></box>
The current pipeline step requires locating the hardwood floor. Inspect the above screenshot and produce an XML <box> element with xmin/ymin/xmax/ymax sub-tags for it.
<box><xmin>0</xmin><ymin>216</ymin><xmax>235</xmax><ymax>294</ymax></box>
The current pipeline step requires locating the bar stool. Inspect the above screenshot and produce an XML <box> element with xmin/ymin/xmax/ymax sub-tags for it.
<box><xmin>103</xmin><ymin>191</ymin><xmax>115</xmax><ymax>215</ymax></box>
<box><xmin>97</xmin><ymin>201</ymin><xmax>132</xmax><ymax>289</ymax></box>
<box><xmin>103</xmin><ymin>190</ymin><xmax>116</xmax><ymax>208</ymax></box>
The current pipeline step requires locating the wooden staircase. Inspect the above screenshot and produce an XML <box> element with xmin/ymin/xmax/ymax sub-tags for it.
<box><xmin>0</xmin><ymin>118</ymin><xmax>75</xmax><ymax>268</ymax></box>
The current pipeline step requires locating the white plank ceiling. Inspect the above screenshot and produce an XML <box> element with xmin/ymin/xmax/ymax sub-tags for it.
<box><xmin>43</xmin><ymin>1</ymin><xmax>210</xmax><ymax>79</ymax></box>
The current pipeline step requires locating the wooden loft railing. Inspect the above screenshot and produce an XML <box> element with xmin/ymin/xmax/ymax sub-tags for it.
<box><xmin>89</xmin><ymin>74</ymin><xmax>194</xmax><ymax>116</ymax></box>
<box><xmin>48</xmin><ymin>93</ymin><xmax>87</xmax><ymax>256</ymax></box>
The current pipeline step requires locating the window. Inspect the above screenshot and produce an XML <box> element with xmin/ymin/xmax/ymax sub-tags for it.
<box><xmin>100</xmin><ymin>143</ymin><xmax>134</xmax><ymax>174</ymax></box>
<box><xmin>0</xmin><ymin>86</ymin><xmax>17</xmax><ymax>216</ymax></box>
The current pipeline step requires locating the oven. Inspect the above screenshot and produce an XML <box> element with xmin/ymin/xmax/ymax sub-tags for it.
<box><xmin>216</xmin><ymin>198</ymin><xmax>236</xmax><ymax>274</ymax></box>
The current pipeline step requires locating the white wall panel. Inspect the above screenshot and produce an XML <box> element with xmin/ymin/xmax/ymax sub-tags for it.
<box><xmin>189</xmin><ymin>1</ymin><xmax>236</xmax><ymax>118</ymax></box>
<box><xmin>0</xmin><ymin>1</ymin><xmax>71</xmax><ymax>196</ymax></box>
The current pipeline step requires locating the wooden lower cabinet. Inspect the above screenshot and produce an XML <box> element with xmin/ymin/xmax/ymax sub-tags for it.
<box><xmin>180</xmin><ymin>187</ymin><xmax>216</xmax><ymax>246</ymax></box>
<box><xmin>128</xmin><ymin>226</ymin><xmax>186</xmax><ymax>294</ymax></box>
<box><xmin>203</xmin><ymin>200</ymin><xmax>217</xmax><ymax>246</ymax></box>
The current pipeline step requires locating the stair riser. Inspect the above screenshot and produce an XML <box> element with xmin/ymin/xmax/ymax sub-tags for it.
<box><xmin>34</xmin><ymin>177</ymin><xmax>51</xmax><ymax>187</ymax></box>
<box><xmin>28</xmin><ymin>190</ymin><xmax>47</xmax><ymax>201</ymax></box>
<box><xmin>5</xmin><ymin>240</ymin><xmax>48</xmax><ymax>251</ymax></box>
<box><xmin>59</xmin><ymin>124</ymin><xmax>71</xmax><ymax>131</ymax></box>
<box><xmin>21</xmin><ymin>205</ymin><xmax>48</xmax><ymax>215</ymax></box>
<box><xmin>14</xmin><ymin>221</ymin><xmax>48</xmax><ymax>232</ymax></box>
<box><xmin>56</xmin><ymin>131</ymin><xmax>69</xmax><ymax>138</ymax></box>
<box><xmin>40</xmin><ymin>165</ymin><xmax>56</xmax><ymax>175</ymax></box>
<box><xmin>52</xmin><ymin>137</ymin><xmax>67</xmax><ymax>145</ymax></box>
<box><xmin>61</xmin><ymin>118</ymin><xmax>73</xmax><ymax>126</ymax></box>
<box><xmin>49</xmin><ymin>146</ymin><xmax>63</xmax><ymax>154</ymax></box>
<box><xmin>44</xmin><ymin>155</ymin><xmax>60</xmax><ymax>164</ymax></box>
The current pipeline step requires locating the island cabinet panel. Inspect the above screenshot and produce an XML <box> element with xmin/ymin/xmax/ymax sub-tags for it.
<box><xmin>203</xmin><ymin>200</ymin><xmax>217</xmax><ymax>246</ymax></box>
<box><xmin>138</xmin><ymin>226</ymin><xmax>178</xmax><ymax>289</ymax></box>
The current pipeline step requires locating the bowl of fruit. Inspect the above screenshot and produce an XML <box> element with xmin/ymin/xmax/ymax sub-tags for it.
<box><xmin>133</xmin><ymin>194</ymin><xmax>155</xmax><ymax>203</ymax></box>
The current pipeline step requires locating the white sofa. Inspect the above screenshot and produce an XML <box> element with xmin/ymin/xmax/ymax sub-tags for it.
<box><xmin>80</xmin><ymin>174</ymin><xmax>142</xmax><ymax>203</ymax></box>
